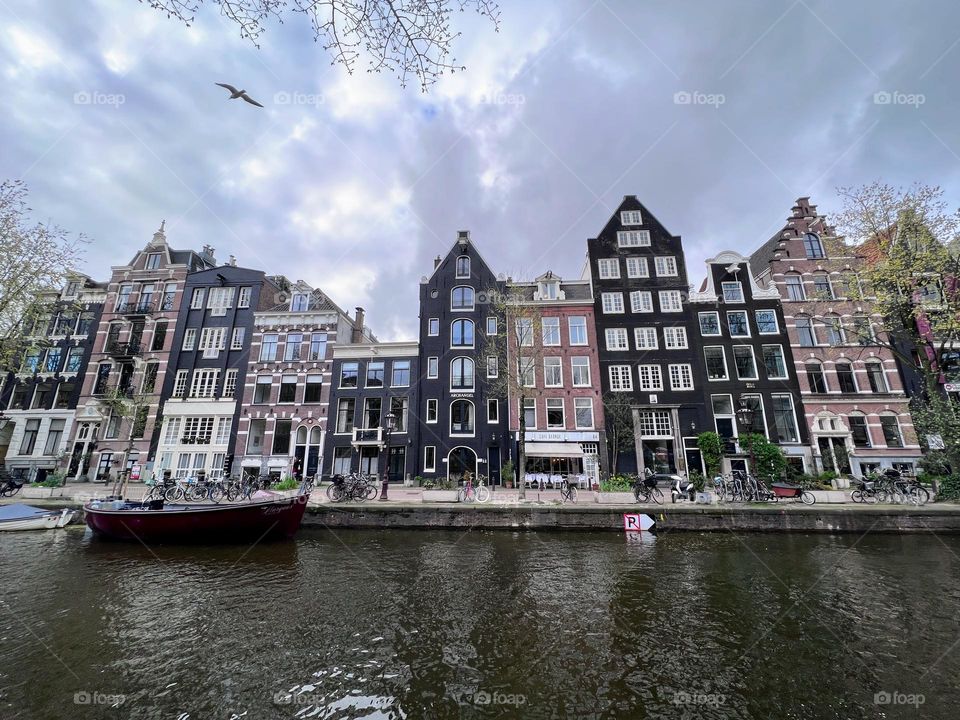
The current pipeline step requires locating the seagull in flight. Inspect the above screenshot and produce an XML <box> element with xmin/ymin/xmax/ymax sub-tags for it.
<box><xmin>215</xmin><ymin>83</ymin><xmax>264</xmax><ymax>108</ymax></box>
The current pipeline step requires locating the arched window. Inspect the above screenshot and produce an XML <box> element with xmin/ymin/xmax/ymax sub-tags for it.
<box><xmin>835</xmin><ymin>361</ymin><xmax>857</xmax><ymax>393</ymax></box>
<box><xmin>451</xmin><ymin>319</ymin><xmax>475</xmax><ymax>347</ymax></box>
<box><xmin>450</xmin><ymin>400</ymin><xmax>475</xmax><ymax>435</ymax></box>
<box><xmin>812</xmin><ymin>272</ymin><xmax>833</xmax><ymax>299</ymax></box>
<box><xmin>451</xmin><ymin>286</ymin><xmax>474</xmax><ymax>310</ymax></box>
<box><xmin>785</xmin><ymin>273</ymin><xmax>805</xmax><ymax>301</ymax></box>
<box><xmin>823</xmin><ymin>314</ymin><xmax>845</xmax><ymax>345</ymax></box>
<box><xmin>455</xmin><ymin>256</ymin><xmax>471</xmax><ymax>279</ymax></box>
<box><xmin>865</xmin><ymin>361</ymin><xmax>888</xmax><ymax>393</ymax></box>
<box><xmin>805</xmin><ymin>361</ymin><xmax>828</xmax><ymax>393</ymax></box>
<box><xmin>804</xmin><ymin>232</ymin><xmax>825</xmax><ymax>259</ymax></box>
<box><xmin>795</xmin><ymin>315</ymin><xmax>816</xmax><ymax>347</ymax></box>
<box><xmin>296</xmin><ymin>426</ymin><xmax>308</xmax><ymax>444</ymax></box>
<box><xmin>450</xmin><ymin>357</ymin><xmax>475</xmax><ymax>390</ymax></box>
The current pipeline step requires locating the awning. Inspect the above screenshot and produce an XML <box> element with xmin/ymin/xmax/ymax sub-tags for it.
<box><xmin>524</xmin><ymin>442</ymin><xmax>583</xmax><ymax>458</ymax></box>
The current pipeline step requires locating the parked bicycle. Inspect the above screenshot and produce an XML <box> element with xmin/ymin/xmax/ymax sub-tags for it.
<box><xmin>632</xmin><ymin>473</ymin><xmax>662</xmax><ymax>504</ymax></box>
<box><xmin>326</xmin><ymin>473</ymin><xmax>378</xmax><ymax>502</ymax></box>
<box><xmin>559</xmin><ymin>476</ymin><xmax>579</xmax><ymax>503</ymax></box>
<box><xmin>0</xmin><ymin>474</ymin><xmax>23</xmax><ymax>498</ymax></box>
<box><xmin>458</xmin><ymin>472</ymin><xmax>492</xmax><ymax>503</ymax></box>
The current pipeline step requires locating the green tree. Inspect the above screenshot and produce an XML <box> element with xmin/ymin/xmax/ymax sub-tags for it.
<box><xmin>98</xmin><ymin>388</ymin><xmax>154</xmax><ymax>498</ymax></box>
<box><xmin>603</xmin><ymin>393</ymin><xmax>635</xmax><ymax>475</ymax></box>
<box><xmin>738</xmin><ymin>433</ymin><xmax>786</xmax><ymax>481</ymax></box>
<box><xmin>696</xmin><ymin>431</ymin><xmax>724</xmax><ymax>477</ymax></box>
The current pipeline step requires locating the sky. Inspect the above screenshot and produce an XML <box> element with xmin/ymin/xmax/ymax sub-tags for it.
<box><xmin>2</xmin><ymin>0</ymin><xmax>960</xmax><ymax>341</ymax></box>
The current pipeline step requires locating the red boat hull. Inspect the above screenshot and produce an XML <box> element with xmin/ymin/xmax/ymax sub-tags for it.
<box><xmin>84</xmin><ymin>494</ymin><xmax>309</xmax><ymax>543</ymax></box>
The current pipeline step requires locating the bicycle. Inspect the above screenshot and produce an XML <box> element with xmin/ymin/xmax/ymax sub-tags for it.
<box><xmin>559</xmin><ymin>476</ymin><xmax>579</xmax><ymax>503</ymax></box>
<box><xmin>632</xmin><ymin>474</ymin><xmax>662</xmax><ymax>504</ymax></box>
<box><xmin>457</xmin><ymin>472</ymin><xmax>492</xmax><ymax>503</ymax></box>
<box><xmin>0</xmin><ymin>474</ymin><xmax>23</xmax><ymax>498</ymax></box>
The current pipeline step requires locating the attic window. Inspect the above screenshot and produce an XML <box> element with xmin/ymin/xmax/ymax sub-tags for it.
<box><xmin>456</xmin><ymin>256</ymin><xmax>471</xmax><ymax>278</ymax></box>
<box><xmin>291</xmin><ymin>293</ymin><xmax>309</xmax><ymax>311</ymax></box>
<box><xmin>540</xmin><ymin>281</ymin><xmax>559</xmax><ymax>300</ymax></box>
<box><xmin>620</xmin><ymin>210</ymin><xmax>642</xmax><ymax>226</ymax></box>
<box><xmin>146</xmin><ymin>253</ymin><xmax>162</xmax><ymax>270</ymax></box>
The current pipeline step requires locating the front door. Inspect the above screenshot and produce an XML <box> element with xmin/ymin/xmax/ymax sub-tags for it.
<box><xmin>388</xmin><ymin>447</ymin><xmax>405</xmax><ymax>482</ymax></box>
<box><xmin>487</xmin><ymin>447</ymin><xmax>501</xmax><ymax>485</ymax></box>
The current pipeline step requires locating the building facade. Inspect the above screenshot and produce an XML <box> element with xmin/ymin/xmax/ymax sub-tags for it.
<box><xmin>323</xmin><ymin>341</ymin><xmax>419</xmax><ymax>481</ymax></box>
<box><xmin>0</xmin><ymin>276</ymin><xmax>106</xmax><ymax>480</ymax></box>
<box><xmin>586</xmin><ymin>197</ymin><xmax>708</xmax><ymax>475</ymax></box>
<box><xmin>750</xmin><ymin>198</ymin><xmax>922</xmax><ymax>476</ymax></box>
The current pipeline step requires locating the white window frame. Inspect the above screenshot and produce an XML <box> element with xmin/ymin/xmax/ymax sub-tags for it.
<box><xmin>605</xmin><ymin>328</ymin><xmax>629</xmax><ymax>351</ymax></box>
<box><xmin>568</xmin><ymin>316</ymin><xmax>588</xmax><ymax>345</ymax></box>
<box><xmin>231</xmin><ymin>327</ymin><xmax>245</xmax><ymax>350</ymax></box>
<box><xmin>543</xmin><ymin>356</ymin><xmax>563</xmax><ymax>387</ymax></box>
<box><xmin>542</xmin><ymin>317</ymin><xmax>561</xmax><ymax>346</ymax></box>
<box><xmin>427</xmin><ymin>357</ymin><xmax>439</xmax><ymax>379</ymax></box>
<box><xmin>663</xmin><ymin>326</ymin><xmax>688</xmax><ymax>349</ymax></box>
<box><xmin>630</xmin><ymin>291</ymin><xmax>653</xmax><ymax>313</ymax></box>
<box><xmin>638</xmin><ymin>364</ymin><xmax>663</xmax><ymax>391</ymax></box>
<box><xmin>173</xmin><ymin>370</ymin><xmax>188</xmax><ymax>398</ymax></box>
<box><xmin>487</xmin><ymin>356</ymin><xmax>498</xmax><ymax>379</ymax></box>
<box><xmin>601</xmin><ymin>292</ymin><xmax>625</xmax><ymax>314</ymax></box>
<box><xmin>620</xmin><ymin>210</ymin><xmax>643</xmax><ymax>225</ymax></box>
<box><xmin>755</xmin><ymin>309</ymin><xmax>779</xmax><ymax>335</ymax></box>
<box><xmin>428</xmin><ymin>318</ymin><xmax>439</xmax><ymax>336</ymax></box>
<box><xmin>658</xmin><ymin>290</ymin><xmax>683</xmax><ymax>312</ymax></box>
<box><xmin>571</xmin><ymin>357</ymin><xmax>591</xmax><ymax>387</ymax></box>
<box><xmin>699</xmin><ymin>311</ymin><xmax>721</xmax><ymax>336</ymax></box>
<box><xmin>617</xmin><ymin>230</ymin><xmax>651</xmax><ymax>247</ymax></box>
<box><xmin>626</xmin><ymin>257</ymin><xmax>649</xmax><ymax>278</ymax></box>
<box><xmin>762</xmin><ymin>345</ymin><xmax>789</xmax><ymax>380</ymax></box>
<box><xmin>597</xmin><ymin>258</ymin><xmax>621</xmax><ymax>279</ymax></box>
<box><xmin>486</xmin><ymin>316</ymin><xmax>498</xmax><ymax>336</ymax></box>
<box><xmin>222</xmin><ymin>369</ymin><xmax>238</xmax><ymax>398</ymax></box>
<box><xmin>189</xmin><ymin>369</ymin><xmax>219</xmax><ymax>398</ymax></box>
<box><xmin>654</xmin><ymin>256</ymin><xmax>678</xmax><ymax>277</ymax></box>
<box><xmin>182</xmin><ymin>328</ymin><xmax>197</xmax><ymax>351</ymax></box>
<box><xmin>237</xmin><ymin>287</ymin><xmax>251</xmax><ymax>308</ymax></box>
<box><xmin>545</xmin><ymin>398</ymin><xmax>565</xmax><ymax>429</ymax></box>
<box><xmin>721</xmin><ymin>281</ymin><xmax>744</xmax><ymax>303</ymax></box>
<box><xmin>426</xmin><ymin>399</ymin><xmax>438</xmax><ymax>423</ymax></box>
<box><xmin>668</xmin><ymin>363</ymin><xmax>695</xmax><ymax>391</ymax></box>
<box><xmin>424</xmin><ymin>446</ymin><xmax>437</xmax><ymax>472</ymax></box>
<box><xmin>704</xmin><ymin>346</ymin><xmax>729</xmax><ymax>381</ymax></box>
<box><xmin>190</xmin><ymin>288</ymin><xmax>205</xmax><ymax>310</ymax></box>
<box><xmin>727</xmin><ymin>310</ymin><xmax>751</xmax><ymax>338</ymax></box>
<box><xmin>574</xmin><ymin>398</ymin><xmax>594</xmax><ymax>429</ymax></box>
<box><xmin>609</xmin><ymin>365</ymin><xmax>633</xmax><ymax>392</ymax></box>
<box><xmin>634</xmin><ymin>327</ymin><xmax>658</xmax><ymax>350</ymax></box>
<box><xmin>732</xmin><ymin>345</ymin><xmax>759</xmax><ymax>381</ymax></box>
<box><xmin>516</xmin><ymin>319</ymin><xmax>534</xmax><ymax>347</ymax></box>
<box><xmin>487</xmin><ymin>399</ymin><xmax>499</xmax><ymax>423</ymax></box>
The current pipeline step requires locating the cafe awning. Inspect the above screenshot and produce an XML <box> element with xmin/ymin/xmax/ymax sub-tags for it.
<box><xmin>524</xmin><ymin>442</ymin><xmax>583</xmax><ymax>458</ymax></box>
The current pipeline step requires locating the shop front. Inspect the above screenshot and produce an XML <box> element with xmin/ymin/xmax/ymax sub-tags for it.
<box><xmin>520</xmin><ymin>431</ymin><xmax>601</xmax><ymax>486</ymax></box>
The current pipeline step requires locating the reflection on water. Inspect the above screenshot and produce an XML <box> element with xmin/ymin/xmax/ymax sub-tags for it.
<box><xmin>1</xmin><ymin>527</ymin><xmax>959</xmax><ymax>718</ymax></box>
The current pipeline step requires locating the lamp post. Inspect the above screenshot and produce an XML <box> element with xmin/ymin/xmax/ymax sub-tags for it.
<box><xmin>379</xmin><ymin>411</ymin><xmax>396</xmax><ymax>501</ymax></box>
<box><xmin>735</xmin><ymin>398</ymin><xmax>756</xmax><ymax>474</ymax></box>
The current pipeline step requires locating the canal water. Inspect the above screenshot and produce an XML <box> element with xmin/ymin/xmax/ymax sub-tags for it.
<box><xmin>1</xmin><ymin>528</ymin><xmax>959</xmax><ymax>719</ymax></box>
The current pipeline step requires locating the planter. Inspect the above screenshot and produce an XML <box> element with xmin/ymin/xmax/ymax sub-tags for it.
<box><xmin>594</xmin><ymin>491</ymin><xmax>636</xmax><ymax>504</ymax></box>
<box><xmin>421</xmin><ymin>489</ymin><xmax>460</xmax><ymax>503</ymax></box>
<box><xmin>22</xmin><ymin>487</ymin><xmax>64</xmax><ymax>499</ymax></box>
<box><xmin>831</xmin><ymin>477</ymin><xmax>851</xmax><ymax>490</ymax></box>
<box><xmin>809</xmin><ymin>490</ymin><xmax>850</xmax><ymax>504</ymax></box>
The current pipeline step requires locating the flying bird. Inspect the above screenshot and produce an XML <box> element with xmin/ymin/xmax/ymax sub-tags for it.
<box><xmin>215</xmin><ymin>83</ymin><xmax>264</xmax><ymax>108</ymax></box>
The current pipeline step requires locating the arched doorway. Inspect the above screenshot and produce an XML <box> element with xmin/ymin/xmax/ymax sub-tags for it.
<box><xmin>447</xmin><ymin>446</ymin><xmax>477</xmax><ymax>482</ymax></box>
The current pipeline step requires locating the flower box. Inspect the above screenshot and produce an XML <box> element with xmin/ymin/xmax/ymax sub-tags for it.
<box><xmin>421</xmin><ymin>489</ymin><xmax>459</xmax><ymax>503</ymax></box>
<box><xmin>594</xmin><ymin>491</ymin><xmax>636</xmax><ymax>504</ymax></box>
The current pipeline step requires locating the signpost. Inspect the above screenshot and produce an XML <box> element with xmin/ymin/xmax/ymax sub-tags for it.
<box><xmin>623</xmin><ymin>513</ymin><xmax>655</xmax><ymax>532</ymax></box>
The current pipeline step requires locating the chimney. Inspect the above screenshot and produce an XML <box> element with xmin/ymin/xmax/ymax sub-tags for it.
<box><xmin>229</xmin><ymin>255</ymin><xmax>237</xmax><ymax>267</ymax></box>
<box><xmin>433</xmin><ymin>255</ymin><xmax>442</xmax><ymax>270</ymax></box>
<box><xmin>352</xmin><ymin>307</ymin><xmax>365</xmax><ymax>342</ymax></box>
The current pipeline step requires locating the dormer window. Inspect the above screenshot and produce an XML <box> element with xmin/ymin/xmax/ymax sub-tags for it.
<box><xmin>804</xmin><ymin>232</ymin><xmax>825</xmax><ymax>259</ymax></box>
<box><xmin>455</xmin><ymin>256</ymin><xmax>471</xmax><ymax>278</ymax></box>
<box><xmin>64</xmin><ymin>281</ymin><xmax>79</xmax><ymax>298</ymax></box>
<box><xmin>620</xmin><ymin>210</ymin><xmax>642</xmax><ymax>225</ymax></box>
<box><xmin>291</xmin><ymin>293</ymin><xmax>309</xmax><ymax>311</ymax></box>
<box><xmin>539</xmin><ymin>281</ymin><xmax>559</xmax><ymax>300</ymax></box>
<box><xmin>146</xmin><ymin>253</ymin><xmax>162</xmax><ymax>270</ymax></box>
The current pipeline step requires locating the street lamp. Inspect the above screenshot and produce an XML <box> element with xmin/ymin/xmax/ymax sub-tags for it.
<box><xmin>735</xmin><ymin>398</ymin><xmax>756</xmax><ymax>474</ymax></box>
<box><xmin>379</xmin><ymin>411</ymin><xmax>397</xmax><ymax>501</ymax></box>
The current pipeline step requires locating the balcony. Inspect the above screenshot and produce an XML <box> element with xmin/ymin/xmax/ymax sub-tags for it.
<box><xmin>106</xmin><ymin>342</ymin><xmax>141</xmax><ymax>358</ymax></box>
<box><xmin>352</xmin><ymin>427</ymin><xmax>383</xmax><ymax>446</ymax></box>
<box><xmin>116</xmin><ymin>299</ymin><xmax>157</xmax><ymax>316</ymax></box>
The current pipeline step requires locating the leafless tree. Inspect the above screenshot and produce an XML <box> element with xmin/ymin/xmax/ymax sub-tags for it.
<box><xmin>141</xmin><ymin>0</ymin><xmax>501</xmax><ymax>91</ymax></box>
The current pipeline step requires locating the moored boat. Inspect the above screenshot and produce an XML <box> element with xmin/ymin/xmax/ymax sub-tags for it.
<box><xmin>0</xmin><ymin>504</ymin><xmax>75</xmax><ymax>532</ymax></box>
<box><xmin>84</xmin><ymin>492</ymin><xmax>309</xmax><ymax>543</ymax></box>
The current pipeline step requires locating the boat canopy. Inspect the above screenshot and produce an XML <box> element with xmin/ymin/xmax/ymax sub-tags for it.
<box><xmin>0</xmin><ymin>504</ymin><xmax>56</xmax><ymax>521</ymax></box>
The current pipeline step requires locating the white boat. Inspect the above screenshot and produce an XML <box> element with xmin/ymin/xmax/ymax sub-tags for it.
<box><xmin>0</xmin><ymin>504</ymin><xmax>75</xmax><ymax>531</ymax></box>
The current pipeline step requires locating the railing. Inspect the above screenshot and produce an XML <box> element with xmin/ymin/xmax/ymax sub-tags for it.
<box><xmin>116</xmin><ymin>299</ymin><xmax>157</xmax><ymax>315</ymax></box>
<box><xmin>106</xmin><ymin>341</ymin><xmax>141</xmax><ymax>357</ymax></box>
<box><xmin>352</xmin><ymin>427</ymin><xmax>383</xmax><ymax>445</ymax></box>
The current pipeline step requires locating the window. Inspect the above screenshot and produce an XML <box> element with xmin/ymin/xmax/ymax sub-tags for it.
<box><xmin>231</xmin><ymin>327</ymin><xmax>245</xmax><ymax>350</ymax></box>
<box><xmin>733</xmin><ymin>346</ymin><xmax>758</xmax><ymax>380</ymax></box>
<box><xmin>609</xmin><ymin>365</ymin><xmax>633</xmax><ymax>391</ymax></box>
<box><xmin>392</xmin><ymin>361</ymin><xmax>410</xmax><ymax>387</ymax></box>
<box><xmin>336</xmin><ymin>399</ymin><xmax>355</xmax><ymax>433</ymax></box>
<box><xmin>785</xmin><ymin>274</ymin><xmax>805</xmax><ymax>301</ymax></box>
<box><xmin>669</xmin><ymin>364</ymin><xmax>694</xmax><ymax>390</ymax></box>
<box><xmin>19</xmin><ymin>419</ymin><xmax>40</xmax><ymax>455</ymax></box>
<box><xmin>639</xmin><ymin>410</ymin><xmax>673</xmax><ymax>437</ymax></box>
<box><xmin>44</xmin><ymin>347</ymin><xmax>62</xmax><ymax>373</ymax></box>
<box><xmin>116</xmin><ymin>284</ymin><xmax>133</xmax><ymax>311</ymax></box>
<box><xmin>771</xmin><ymin>394</ymin><xmax>800</xmax><ymax>443</ymax></box>
<box><xmin>852</xmin><ymin>316</ymin><xmax>874</xmax><ymax>345</ymax></box>
<box><xmin>625</xmin><ymin>257</ymin><xmax>649</xmax><ymax>278</ymax></box>
<box><xmin>427</xmin><ymin>357</ymin><xmax>438</xmax><ymax>379</ymax></box>
<box><xmin>142</xmin><ymin>362</ymin><xmax>159</xmax><ymax>393</ymax></box>
<box><xmin>451</xmin><ymin>319</ymin><xmax>474</xmax><ymax>347</ymax></box>
<box><xmin>519</xmin><ymin>357</ymin><xmax>535</xmax><ymax>387</ymax></box>
<box><xmin>64</xmin><ymin>281</ymin><xmax>80</xmax><ymax>297</ymax></box>
<box><xmin>145</xmin><ymin>252</ymin><xmax>162</xmax><ymax>270</ymax></box>
<box><xmin>546</xmin><ymin>398</ymin><xmax>565</xmax><ymax>429</ymax></box>
<box><xmin>523</xmin><ymin>398</ymin><xmax>537</xmax><ymax>428</ymax></box>
<box><xmin>796</xmin><ymin>317</ymin><xmax>816</xmax><ymax>347</ymax></box>
<box><xmin>879</xmin><ymin>415</ymin><xmax>903</xmax><ymax>447</ymax></box>
<box><xmin>630</xmin><ymin>291</ymin><xmax>653</xmax><ymax>313</ymax></box>
<box><xmin>571</xmin><ymin>357</ymin><xmax>591</xmax><ymax>386</ymax></box>
<box><xmin>254</xmin><ymin>375</ymin><xmax>272</xmax><ymax>403</ymax></box>
<box><xmin>309</xmin><ymin>333</ymin><xmax>327</xmax><ymax>361</ymax></box>
<box><xmin>542</xmin><ymin>317</ymin><xmax>561</xmax><ymax>345</ymax></box>
<box><xmin>54</xmin><ymin>382</ymin><xmax>74</xmax><ymax>409</ymax></box>
<box><xmin>699</xmin><ymin>312</ymin><xmax>721</xmax><ymax>336</ymax></box>
<box><xmin>568</xmin><ymin>316</ymin><xmax>587</xmax><ymax>345</ymax></box>
<box><xmin>284</xmin><ymin>333</ymin><xmax>303</xmax><ymax>361</ymax></box>
<box><xmin>363</xmin><ymin>398</ymin><xmax>382</xmax><ymax>428</ymax></box>
<box><xmin>223</xmin><ymin>369</ymin><xmax>238</xmax><ymax>398</ymax></box>
<box><xmin>260</xmin><ymin>333</ymin><xmax>278</xmax><ymax>361</ymax></box>
<box><xmin>727</xmin><ymin>311</ymin><xmax>750</xmax><ymax>337</ymax></box>
<box><xmin>806</xmin><ymin>362</ymin><xmax>828</xmax><ymax>393</ymax></box>
<box><xmin>638</xmin><ymin>365</ymin><xmax>663</xmax><ymax>391</ymax></box>
<box><xmin>487</xmin><ymin>399</ymin><xmax>499</xmax><ymax>423</ymax></box>
<box><xmin>77</xmin><ymin>311</ymin><xmax>95</xmax><ymax>335</ymax></box>
<box><xmin>804</xmin><ymin>232</ymin><xmax>825</xmax><ymax>259</ymax></box>
<box><xmin>812</xmin><ymin>273</ymin><xmax>833</xmax><ymax>300</ymax></box>
<box><xmin>721</xmin><ymin>281</ymin><xmax>744</xmax><ymax>303</ymax></box>
<box><xmin>451</xmin><ymin>286</ymin><xmax>475</xmax><ymax>310</ymax></box>
<box><xmin>190</xmin><ymin>369</ymin><xmax>219</xmax><ymax>398</ymax></box>
<box><xmin>247</xmin><ymin>419</ymin><xmax>266</xmax><ymax>453</ymax></box>
<box><xmin>238</xmin><ymin>287</ymin><xmax>251</xmax><ymax>308</ymax></box>
<box><xmin>597</xmin><ymin>258</ymin><xmax>620</xmax><ymax>279</ymax></box>
<box><xmin>105</xmin><ymin>413</ymin><xmax>121</xmax><ymax>439</ymax></box>
<box><xmin>456</xmin><ymin>256</ymin><xmax>471</xmax><ymax>278</ymax></box>
<box><xmin>487</xmin><ymin>356</ymin><xmax>498</xmax><ymax>378</ymax></box>
<box><xmin>486</xmin><ymin>317</ymin><xmax>497</xmax><ymax>335</ymax></box>
<box><xmin>663</xmin><ymin>327</ymin><xmax>688</xmax><ymax>349</ymax></box>
<box><xmin>31</xmin><ymin>383</ymin><xmax>52</xmax><ymax>409</ymax></box>
<box><xmin>755</xmin><ymin>310</ymin><xmax>778</xmax><ymax>334</ymax></box>
<box><xmin>866</xmin><ymin>362</ymin><xmax>888</xmax><ymax>392</ymax></box>
<box><xmin>605</xmin><ymin>328</ymin><xmax>629</xmax><ymax>351</ymax></box>
<box><xmin>516</xmin><ymin>319</ymin><xmax>534</xmax><ymax>346</ymax></box>
<box><xmin>836</xmin><ymin>362</ymin><xmax>857</xmax><ymax>393</ymax></box>
<box><xmin>42</xmin><ymin>419</ymin><xmax>65</xmax><ymax>455</ymax></box>
<box><xmin>163</xmin><ymin>418</ymin><xmax>182</xmax><ymax>445</ymax></box>
<box><xmin>574</xmin><ymin>398</ymin><xmax>594</xmax><ymax>429</ymax></box>
<box><xmin>199</xmin><ymin>327</ymin><xmax>226</xmax><ymax>358</ymax></box>
<box><xmin>762</xmin><ymin>345</ymin><xmax>788</xmax><ymax>380</ymax></box>
<box><xmin>304</xmin><ymin>374</ymin><xmax>322</xmax><ymax>403</ymax></box>
<box><xmin>450</xmin><ymin>400</ymin><xmax>474</xmax><ymax>435</ymax></box>
<box><xmin>849</xmin><ymin>415</ymin><xmax>871</xmax><ymax>447</ymax></box>
<box><xmin>451</xmin><ymin>357</ymin><xmax>475</xmax><ymax>390</ymax></box>
<box><xmin>823</xmin><ymin>315</ymin><xmax>845</xmax><ymax>345</ymax></box>
<box><xmin>659</xmin><ymin>291</ymin><xmax>683</xmax><ymax>312</ymax></box>
<box><xmin>424</xmin><ymin>446</ymin><xmax>437</xmax><ymax>472</ymax></box>
<box><xmin>173</xmin><ymin>370</ymin><xmax>188</xmax><ymax>398</ymax></box>
<box><xmin>618</xmin><ymin>230</ymin><xmax>650</xmax><ymax>247</ymax></box>
<box><xmin>340</xmin><ymin>362</ymin><xmax>359</xmax><ymax>388</ymax></box>
<box><xmin>273</xmin><ymin>420</ymin><xmax>292</xmax><ymax>454</ymax></box>
<box><xmin>602</xmin><ymin>292</ymin><xmax>624</xmax><ymax>314</ymax></box>
<box><xmin>182</xmin><ymin>328</ymin><xmax>197</xmax><ymax>351</ymax></box>
<box><xmin>620</xmin><ymin>210</ymin><xmax>642</xmax><ymax>225</ymax></box>
<box><xmin>655</xmin><ymin>256</ymin><xmax>678</xmax><ymax>277</ymax></box>
<box><xmin>704</xmin><ymin>347</ymin><xmax>728</xmax><ymax>380</ymax></box>
<box><xmin>190</xmin><ymin>288</ymin><xmax>205</xmax><ymax>309</ymax></box>
<box><xmin>151</xmin><ymin>321</ymin><xmax>167</xmax><ymax>351</ymax></box>
<box><xmin>216</xmin><ymin>417</ymin><xmax>232</xmax><ymax>445</ymax></box>
<box><xmin>279</xmin><ymin>375</ymin><xmax>297</xmax><ymax>403</ymax></box>
<box><xmin>207</xmin><ymin>287</ymin><xmax>235</xmax><ymax>315</ymax></box>
<box><xmin>426</xmin><ymin>399</ymin><xmax>438</xmax><ymax>423</ymax></box>
<box><xmin>291</xmin><ymin>293</ymin><xmax>309</xmax><ymax>311</ymax></box>
<box><xmin>366</xmin><ymin>361</ymin><xmax>385</xmax><ymax>388</ymax></box>
<box><xmin>634</xmin><ymin>327</ymin><xmax>658</xmax><ymax>350</ymax></box>
<box><xmin>161</xmin><ymin>283</ymin><xmax>177</xmax><ymax>311</ymax></box>
<box><xmin>544</xmin><ymin>357</ymin><xmax>563</xmax><ymax>387</ymax></box>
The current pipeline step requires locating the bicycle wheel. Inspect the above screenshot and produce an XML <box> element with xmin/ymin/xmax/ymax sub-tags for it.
<box><xmin>475</xmin><ymin>485</ymin><xmax>491</xmax><ymax>503</ymax></box>
<box><xmin>365</xmin><ymin>484</ymin><xmax>379</xmax><ymax>501</ymax></box>
<box><xmin>801</xmin><ymin>490</ymin><xmax>815</xmax><ymax>505</ymax></box>
<box><xmin>851</xmin><ymin>489</ymin><xmax>863</xmax><ymax>503</ymax></box>
<box><xmin>914</xmin><ymin>486</ymin><xmax>930</xmax><ymax>506</ymax></box>
<box><xmin>566</xmin><ymin>486</ymin><xmax>578</xmax><ymax>503</ymax></box>
<box><xmin>208</xmin><ymin>485</ymin><xmax>225</xmax><ymax>503</ymax></box>
<box><xmin>328</xmin><ymin>484</ymin><xmax>344</xmax><ymax>502</ymax></box>
<box><xmin>164</xmin><ymin>486</ymin><xmax>183</xmax><ymax>502</ymax></box>
<box><xmin>715</xmin><ymin>483</ymin><xmax>726</xmax><ymax>503</ymax></box>
<box><xmin>651</xmin><ymin>487</ymin><xmax>663</xmax><ymax>505</ymax></box>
